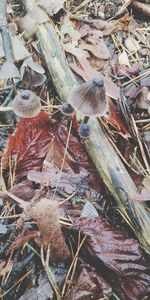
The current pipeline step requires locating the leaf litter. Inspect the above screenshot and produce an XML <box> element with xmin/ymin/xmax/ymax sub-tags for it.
<box><xmin>0</xmin><ymin>0</ymin><xmax>150</xmax><ymax>299</ymax></box>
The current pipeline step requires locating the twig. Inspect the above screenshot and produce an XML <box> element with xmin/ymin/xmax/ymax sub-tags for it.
<box><xmin>0</xmin><ymin>0</ymin><xmax>13</xmax><ymax>62</ymax></box>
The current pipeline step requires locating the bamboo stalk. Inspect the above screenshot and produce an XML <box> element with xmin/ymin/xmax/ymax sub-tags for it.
<box><xmin>23</xmin><ymin>0</ymin><xmax>150</xmax><ymax>253</ymax></box>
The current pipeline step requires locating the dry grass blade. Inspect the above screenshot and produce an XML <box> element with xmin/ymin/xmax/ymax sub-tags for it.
<box><xmin>59</xmin><ymin>189</ymin><xmax>79</xmax><ymax>206</ymax></box>
<box><xmin>61</xmin><ymin>232</ymin><xmax>86</xmax><ymax>297</ymax></box>
<box><xmin>0</xmin><ymin>190</ymin><xmax>28</xmax><ymax>209</ymax></box>
<box><xmin>40</xmin><ymin>244</ymin><xmax>62</xmax><ymax>300</ymax></box>
<box><xmin>52</xmin><ymin>120</ymin><xmax>72</xmax><ymax>200</ymax></box>
<box><xmin>131</xmin><ymin>115</ymin><xmax>150</xmax><ymax>176</ymax></box>
<box><xmin>0</xmin><ymin>269</ymin><xmax>32</xmax><ymax>298</ymax></box>
<box><xmin>108</xmin><ymin>0</ymin><xmax>133</xmax><ymax>20</ymax></box>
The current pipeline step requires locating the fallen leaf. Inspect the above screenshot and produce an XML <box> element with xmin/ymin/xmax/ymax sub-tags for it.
<box><xmin>2</xmin><ymin>112</ymin><xmax>58</xmax><ymax>179</ymax></box>
<box><xmin>80</xmin><ymin>41</ymin><xmax>110</xmax><ymax>60</ymax></box>
<box><xmin>92</xmin><ymin>19</ymin><xmax>117</xmax><ymax>36</ymax></box>
<box><xmin>37</xmin><ymin>0</ymin><xmax>65</xmax><ymax>16</ymax></box>
<box><xmin>64</xmin><ymin>265</ymin><xmax>112</xmax><ymax>300</ymax></box>
<box><xmin>73</xmin><ymin>215</ymin><xmax>150</xmax><ymax>300</ymax></box>
<box><xmin>125</xmin><ymin>36</ymin><xmax>141</xmax><ymax>52</ymax></box>
<box><xmin>108</xmin><ymin>99</ymin><xmax>129</xmax><ymax>135</ymax></box>
<box><xmin>42</xmin><ymin>124</ymin><xmax>101</xmax><ymax>191</ymax></box>
<box><xmin>132</xmin><ymin>1</ymin><xmax>150</xmax><ymax>17</ymax></box>
<box><xmin>27</xmin><ymin>169</ymin><xmax>88</xmax><ymax>194</ymax></box>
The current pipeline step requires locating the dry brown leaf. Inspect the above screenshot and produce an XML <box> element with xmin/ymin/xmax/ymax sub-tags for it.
<box><xmin>132</xmin><ymin>1</ymin><xmax>150</xmax><ymax>16</ymax></box>
<box><xmin>80</xmin><ymin>41</ymin><xmax>110</xmax><ymax>60</ymax></box>
<box><xmin>37</xmin><ymin>0</ymin><xmax>65</xmax><ymax>16</ymax></box>
<box><xmin>125</xmin><ymin>36</ymin><xmax>141</xmax><ymax>52</ymax></box>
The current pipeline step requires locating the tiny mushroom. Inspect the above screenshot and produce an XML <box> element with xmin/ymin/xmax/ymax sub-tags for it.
<box><xmin>12</xmin><ymin>90</ymin><xmax>41</xmax><ymax>118</ymax></box>
<box><xmin>61</xmin><ymin>76</ymin><xmax>108</xmax><ymax>138</ymax></box>
<box><xmin>20</xmin><ymin>58</ymin><xmax>46</xmax><ymax>87</ymax></box>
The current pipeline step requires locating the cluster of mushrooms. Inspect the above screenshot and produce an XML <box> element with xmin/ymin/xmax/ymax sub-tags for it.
<box><xmin>11</xmin><ymin>71</ymin><xmax>108</xmax><ymax>138</ymax></box>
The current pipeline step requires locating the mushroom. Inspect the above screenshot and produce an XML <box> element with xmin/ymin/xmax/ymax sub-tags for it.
<box><xmin>20</xmin><ymin>58</ymin><xmax>46</xmax><ymax>87</ymax></box>
<box><xmin>61</xmin><ymin>76</ymin><xmax>108</xmax><ymax>138</ymax></box>
<box><xmin>12</xmin><ymin>90</ymin><xmax>41</xmax><ymax>118</ymax></box>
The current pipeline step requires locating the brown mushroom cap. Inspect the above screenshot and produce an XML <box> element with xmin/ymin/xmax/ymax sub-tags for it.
<box><xmin>12</xmin><ymin>90</ymin><xmax>41</xmax><ymax>118</ymax></box>
<box><xmin>68</xmin><ymin>76</ymin><xmax>108</xmax><ymax>117</ymax></box>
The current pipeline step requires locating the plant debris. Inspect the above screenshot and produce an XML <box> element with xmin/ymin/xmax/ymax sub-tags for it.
<box><xmin>0</xmin><ymin>0</ymin><xmax>150</xmax><ymax>299</ymax></box>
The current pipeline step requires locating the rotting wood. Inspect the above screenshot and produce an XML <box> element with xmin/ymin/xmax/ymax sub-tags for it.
<box><xmin>24</xmin><ymin>0</ymin><xmax>150</xmax><ymax>253</ymax></box>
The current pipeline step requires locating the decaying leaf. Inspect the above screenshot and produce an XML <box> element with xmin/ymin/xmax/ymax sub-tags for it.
<box><xmin>132</xmin><ymin>1</ymin><xmax>150</xmax><ymax>17</ymax></box>
<box><xmin>108</xmin><ymin>99</ymin><xmax>129</xmax><ymax>136</ymax></box>
<box><xmin>27</xmin><ymin>169</ymin><xmax>88</xmax><ymax>194</ymax></box>
<box><xmin>73</xmin><ymin>215</ymin><xmax>150</xmax><ymax>300</ymax></box>
<box><xmin>80</xmin><ymin>41</ymin><xmax>110</xmax><ymax>60</ymax></box>
<box><xmin>30</xmin><ymin>198</ymin><xmax>70</xmax><ymax>261</ymax></box>
<box><xmin>125</xmin><ymin>36</ymin><xmax>141</xmax><ymax>52</ymax></box>
<box><xmin>61</xmin><ymin>14</ymin><xmax>81</xmax><ymax>46</ymax></box>
<box><xmin>37</xmin><ymin>0</ymin><xmax>65</xmax><ymax>16</ymax></box>
<box><xmin>64</xmin><ymin>265</ymin><xmax>112</xmax><ymax>300</ymax></box>
<box><xmin>2</xmin><ymin>112</ymin><xmax>58</xmax><ymax>178</ymax></box>
<box><xmin>42</xmin><ymin>124</ymin><xmax>101</xmax><ymax>191</ymax></box>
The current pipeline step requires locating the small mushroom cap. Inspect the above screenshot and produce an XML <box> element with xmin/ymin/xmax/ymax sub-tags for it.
<box><xmin>0</xmin><ymin>61</ymin><xmax>20</xmax><ymax>79</ymax></box>
<box><xmin>60</xmin><ymin>103</ymin><xmax>75</xmax><ymax>116</ymax></box>
<box><xmin>20</xmin><ymin>58</ymin><xmax>46</xmax><ymax>87</ymax></box>
<box><xmin>21</xmin><ymin>58</ymin><xmax>45</xmax><ymax>74</ymax></box>
<box><xmin>78</xmin><ymin>123</ymin><xmax>91</xmax><ymax>138</ymax></box>
<box><xmin>12</xmin><ymin>90</ymin><xmax>41</xmax><ymax>118</ymax></box>
<box><xmin>21</xmin><ymin>69</ymin><xmax>46</xmax><ymax>87</ymax></box>
<box><xmin>68</xmin><ymin>76</ymin><xmax>108</xmax><ymax>117</ymax></box>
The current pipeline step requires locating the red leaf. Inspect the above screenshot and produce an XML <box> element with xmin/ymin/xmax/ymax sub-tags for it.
<box><xmin>2</xmin><ymin>112</ymin><xmax>58</xmax><ymax>179</ymax></box>
<box><xmin>108</xmin><ymin>99</ymin><xmax>129</xmax><ymax>135</ymax></box>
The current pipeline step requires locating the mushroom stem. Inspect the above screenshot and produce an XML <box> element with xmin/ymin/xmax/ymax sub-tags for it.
<box><xmin>83</xmin><ymin>116</ymin><xmax>89</xmax><ymax>124</ymax></box>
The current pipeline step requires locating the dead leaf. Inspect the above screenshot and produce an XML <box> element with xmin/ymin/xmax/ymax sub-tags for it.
<box><xmin>64</xmin><ymin>265</ymin><xmax>112</xmax><ymax>300</ymax></box>
<box><xmin>80</xmin><ymin>41</ymin><xmax>110</xmax><ymax>60</ymax></box>
<box><xmin>108</xmin><ymin>99</ymin><xmax>129</xmax><ymax>135</ymax></box>
<box><xmin>61</xmin><ymin>14</ymin><xmax>81</xmax><ymax>46</ymax></box>
<box><xmin>30</xmin><ymin>198</ymin><xmax>70</xmax><ymax>261</ymax></box>
<box><xmin>73</xmin><ymin>216</ymin><xmax>150</xmax><ymax>300</ymax></box>
<box><xmin>37</xmin><ymin>0</ymin><xmax>65</xmax><ymax>16</ymax></box>
<box><xmin>132</xmin><ymin>1</ymin><xmax>150</xmax><ymax>17</ymax></box>
<box><xmin>42</xmin><ymin>124</ymin><xmax>101</xmax><ymax>191</ymax></box>
<box><xmin>92</xmin><ymin>19</ymin><xmax>117</xmax><ymax>36</ymax></box>
<box><xmin>125</xmin><ymin>36</ymin><xmax>141</xmax><ymax>52</ymax></box>
<box><xmin>2</xmin><ymin>112</ymin><xmax>58</xmax><ymax>179</ymax></box>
